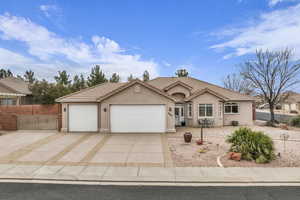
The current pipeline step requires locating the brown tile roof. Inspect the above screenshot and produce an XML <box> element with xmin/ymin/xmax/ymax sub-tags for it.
<box><xmin>0</xmin><ymin>77</ymin><xmax>31</xmax><ymax>95</ymax></box>
<box><xmin>163</xmin><ymin>80</ymin><xmax>193</xmax><ymax>91</ymax></box>
<box><xmin>148</xmin><ymin>77</ymin><xmax>254</xmax><ymax>101</ymax></box>
<box><xmin>56</xmin><ymin>76</ymin><xmax>254</xmax><ymax>103</ymax></box>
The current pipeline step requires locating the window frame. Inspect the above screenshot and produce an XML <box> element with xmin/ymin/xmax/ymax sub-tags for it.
<box><xmin>224</xmin><ymin>102</ymin><xmax>240</xmax><ymax>114</ymax></box>
<box><xmin>198</xmin><ymin>104</ymin><xmax>214</xmax><ymax>118</ymax></box>
<box><xmin>187</xmin><ymin>103</ymin><xmax>192</xmax><ymax>118</ymax></box>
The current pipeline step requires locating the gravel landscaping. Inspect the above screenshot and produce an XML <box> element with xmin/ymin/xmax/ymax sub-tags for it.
<box><xmin>167</xmin><ymin>124</ymin><xmax>300</xmax><ymax>167</ymax></box>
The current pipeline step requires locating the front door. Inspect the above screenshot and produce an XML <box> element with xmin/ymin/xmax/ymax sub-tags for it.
<box><xmin>175</xmin><ymin>104</ymin><xmax>185</xmax><ymax>126</ymax></box>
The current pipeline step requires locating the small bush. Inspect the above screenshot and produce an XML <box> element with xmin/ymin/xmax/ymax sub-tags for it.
<box><xmin>226</xmin><ymin>127</ymin><xmax>275</xmax><ymax>163</ymax></box>
<box><xmin>290</xmin><ymin>116</ymin><xmax>300</xmax><ymax>127</ymax></box>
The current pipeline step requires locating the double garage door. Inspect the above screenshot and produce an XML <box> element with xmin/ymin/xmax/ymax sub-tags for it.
<box><xmin>68</xmin><ymin>104</ymin><xmax>166</xmax><ymax>133</ymax></box>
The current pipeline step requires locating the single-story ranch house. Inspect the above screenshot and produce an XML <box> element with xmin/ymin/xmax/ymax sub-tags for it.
<box><xmin>0</xmin><ymin>77</ymin><xmax>32</xmax><ymax>105</ymax></box>
<box><xmin>56</xmin><ymin>77</ymin><xmax>254</xmax><ymax>133</ymax></box>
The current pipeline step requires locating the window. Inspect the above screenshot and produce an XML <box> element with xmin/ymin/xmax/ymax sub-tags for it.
<box><xmin>181</xmin><ymin>107</ymin><xmax>184</xmax><ymax>117</ymax></box>
<box><xmin>0</xmin><ymin>98</ymin><xmax>15</xmax><ymax>105</ymax></box>
<box><xmin>199</xmin><ymin>104</ymin><xmax>213</xmax><ymax>117</ymax></box>
<box><xmin>188</xmin><ymin>103</ymin><xmax>192</xmax><ymax>118</ymax></box>
<box><xmin>224</xmin><ymin>103</ymin><xmax>239</xmax><ymax>114</ymax></box>
<box><xmin>218</xmin><ymin>103</ymin><xmax>222</xmax><ymax>117</ymax></box>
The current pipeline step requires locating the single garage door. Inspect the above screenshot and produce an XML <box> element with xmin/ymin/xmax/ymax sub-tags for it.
<box><xmin>68</xmin><ymin>104</ymin><xmax>98</xmax><ymax>132</ymax></box>
<box><xmin>110</xmin><ymin>105</ymin><xmax>166</xmax><ymax>133</ymax></box>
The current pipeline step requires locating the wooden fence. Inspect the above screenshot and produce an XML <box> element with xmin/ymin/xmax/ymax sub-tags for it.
<box><xmin>0</xmin><ymin>104</ymin><xmax>62</xmax><ymax>131</ymax></box>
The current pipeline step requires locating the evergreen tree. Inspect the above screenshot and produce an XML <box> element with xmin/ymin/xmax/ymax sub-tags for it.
<box><xmin>72</xmin><ymin>74</ymin><xmax>86</xmax><ymax>92</ymax></box>
<box><xmin>127</xmin><ymin>74</ymin><xmax>134</xmax><ymax>81</ymax></box>
<box><xmin>24</xmin><ymin>70</ymin><xmax>36</xmax><ymax>83</ymax></box>
<box><xmin>109</xmin><ymin>73</ymin><xmax>120</xmax><ymax>83</ymax></box>
<box><xmin>142</xmin><ymin>70</ymin><xmax>150</xmax><ymax>81</ymax></box>
<box><xmin>87</xmin><ymin>65</ymin><xmax>107</xmax><ymax>87</ymax></box>
<box><xmin>0</xmin><ymin>69</ymin><xmax>13</xmax><ymax>79</ymax></box>
<box><xmin>175</xmin><ymin>69</ymin><xmax>189</xmax><ymax>77</ymax></box>
<box><xmin>54</xmin><ymin>70</ymin><xmax>71</xmax><ymax>86</ymax></box>
<box><xmin>30</xmin><ymin>79</ymin><xmax>72</xmax><ymax>104</ymax></box>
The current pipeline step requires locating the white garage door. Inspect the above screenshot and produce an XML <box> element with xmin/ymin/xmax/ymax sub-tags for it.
<box><xmin>110</xmin><ymin>105</ymin><xmax>166</xmax><ymax>133</ymax></box>
<box><xmin>68</xmin><ymin>104</ymin><xmax>98</xmax><ymax>132</ymax></box>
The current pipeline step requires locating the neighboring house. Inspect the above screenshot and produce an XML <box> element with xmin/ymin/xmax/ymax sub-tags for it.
<box><xmin>280</xmin><ymin>91</ymin><xmax>300</xmax><ymax>112</ymax></box>
<box><xmin>0</xmin><ymin>77</ymin><xmax>32</xmax><ymax>105</ymax></box>
<box><xmin>56</xmin><ymin>77</ymin><xmax>254</xmax><ymax>133</ymax></box>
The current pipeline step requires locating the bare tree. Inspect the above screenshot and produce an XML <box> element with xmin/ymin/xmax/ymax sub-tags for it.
<box><xmin>241</xmin><ymin>49</ymin><xmax>300</xmax><ymax>125</ymax></box>
<box><xmin>222</xmin><ymin>73</ymin><xmax>254</xmax><ymax>95</ymax></box>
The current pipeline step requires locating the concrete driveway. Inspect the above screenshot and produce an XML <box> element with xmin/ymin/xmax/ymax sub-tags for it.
<box><xmin>0</xmin><ymin>131</ymin><xmax>171</xmax><ymax>167</ymax></box>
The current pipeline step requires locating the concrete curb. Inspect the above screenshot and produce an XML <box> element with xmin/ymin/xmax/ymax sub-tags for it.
<box><xmin>2</xmin><ymin>178</ymin><xmax>300</xmax><ymax>186</ymax></box>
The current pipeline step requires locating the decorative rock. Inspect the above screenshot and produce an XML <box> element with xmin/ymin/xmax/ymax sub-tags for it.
<box><xmin>227</xmin><ymin>152</ymin><xmax>234</xmax><ymax>159</ymax></box>
<box><xmin>231</xmin><ymin>152</ymin><xmax>242</xmax><ymax>161</ymax></box>
<box><xmin>280</xmin><ymin>124</ymin><xmax>289</xmax><ymax>130</ymax></box>
<box><xmin>196</xmin><ymin>139</ymin><xmax>203</xmax><ymax>145</ymax></box>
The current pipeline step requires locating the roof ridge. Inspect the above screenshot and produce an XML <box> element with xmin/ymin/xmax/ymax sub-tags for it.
<box><xmin>186</xmin><ymin>87</ymin><xmax>229</xmax><ymax>101</ymax></box>
<box><xmin>56</xmin><ymin>82</ymin><xmax>124</xmax><ymax>102</ymax></box>
<box><xmin>97</xmin><ymin>79</ymin><xmax>175</xmax><ymax>102</ymax></box>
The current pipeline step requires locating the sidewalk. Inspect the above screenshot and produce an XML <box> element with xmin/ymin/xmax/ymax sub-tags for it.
<box><xmin>0</xmin><ymin>164</ymin><xmax>300</xmax><ymax>184</ymax></box>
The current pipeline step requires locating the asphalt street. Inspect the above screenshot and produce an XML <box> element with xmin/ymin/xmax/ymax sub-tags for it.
<box><xmin>1</xmin><ymin>183</ymin><xmax>300</xmax><ymax>200</ymax></box>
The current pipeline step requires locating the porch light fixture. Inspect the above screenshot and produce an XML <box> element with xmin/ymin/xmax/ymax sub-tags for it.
<box><xmin>104</xmin><ymin>108</ymin><xmax>107</xmax><ymax>112</ymax></box>
<box><xmin>169</xmin><ymin>107</ymin><xmax>172</xmax><ymax>112</ymax></box>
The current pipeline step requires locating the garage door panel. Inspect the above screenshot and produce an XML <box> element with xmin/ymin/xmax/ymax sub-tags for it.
<box><xmin>69</xmin><ymin>104</ymin><xmax>98</xmax><ymax>132</ymax></box>
<box><xmin>110</xmin><ymin>105</ymin><xmax>165</xmax><ymax>133</ymax></box>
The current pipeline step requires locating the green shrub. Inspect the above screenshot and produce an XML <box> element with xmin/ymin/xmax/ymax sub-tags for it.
<box><xmin>290</xmin><ymin>116</ymin><xmax>300</xmax><ymax>127</ymax></box>
<box><xmin>226</xmin><ymin>127</ymin><xmax>275</xmax><ymax>163</ymax></box>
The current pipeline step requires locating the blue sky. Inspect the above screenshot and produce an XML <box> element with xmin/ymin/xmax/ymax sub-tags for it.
<box><xmin>1</xmin><ymin>0</ymin><xmax>300</xmax><ymax>87</ymax></box>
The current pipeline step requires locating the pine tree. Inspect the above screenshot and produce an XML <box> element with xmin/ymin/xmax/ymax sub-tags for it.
<box><xmin>175</xmin><ymin>69</ymin><xmax>189</xmax><ymax>77</ymax></box>
<box><xmin>24</xmin><ymin>70</ymin><xmax>36</xmax><ymax>83</ymax></box>
<box><xmin>54</xmin><ymin>70</ymin><xmax>71</xmax><ymax>86</ymax></box>
<box><xmin>127</xmin><ymin>74</ymin><xmax>134</xmax><ymax>81</ymax></box>
<box><xmin>143</xmin><ymin>70</ymin><xmax>150</xmax><ymax>81</ymax></box>
<box><xmin>87</xmin><ymin>65</ymin><xmax>107</xmax><ymax>87</ymax></box>
<box><xmin>72</xmin><ymin>74</ymin><xmax>86</xmax><ymax>92</ymax></box>
<box><xmin>109</xmin><ymin>73</ymin><xmax>120</xmax><ymax>83</ymax></box>
<box><xmin>0</xmin><ymin>69</ymin><xmax>13</xmax><ymax>79</ymax></box>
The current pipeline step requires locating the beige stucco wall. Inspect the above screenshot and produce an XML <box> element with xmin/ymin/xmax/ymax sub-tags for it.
<box><xmin>100</xmin><ymin>83</ymin><xmax>175</xmax><ymax>133</ymax></box>
<box><xmin>61</xmin><ymin>103</ymin><xmax>68</xmax><ymax>132</ymax></box>
<box><xmin>190</xmin><ymin>93</ymin><xmax>224</xmax><ymax>127</ymax></box>
<box><xmin>283</xmin><ymin>103</ymin><xmax>299</xmax><ymax>111</ymax></box>
<box><xmin>223</xmin><ymin>101</ymin><xmax>253</xmax><ymax>126</ymax></box>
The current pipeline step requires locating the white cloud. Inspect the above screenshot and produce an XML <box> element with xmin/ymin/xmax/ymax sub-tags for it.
<box><xmin>268</xmin><ymin>0</ymin><xmax>298</xmax><ymax>7</ymax></box>
<box><xmin>40</xmin><ymin>4</ymin><xmax>60</xmax><ymax>18</ymax></box>
<box><xmin>0</xmin><ymin>48</ymin><xmax>34</xmax><ymax>65</ymax></box>
<box><xmin>211</xmin><ymin>4</ymin><xmax>300</xmax><ymax>59</ymax></box>
<box><xmin>0</xmin><ymin>13</ymin><xmax>158</xmax><ymax>80</ymax></box>
<box><xmin>162</xmin><ymin>61</ymin><xmax>171</xmax><ymax>67</ymax></box>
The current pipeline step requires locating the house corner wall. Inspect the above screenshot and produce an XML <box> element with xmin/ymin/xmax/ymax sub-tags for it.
<box><xmin>223</xmin><ymin>101</ymin><xmax>253</xmax><ymax>126</ymax></box>
<box><xmin>61</xmin><ymin>103</ymin><xmax>68</xmax><ymax>132</ymax></box>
